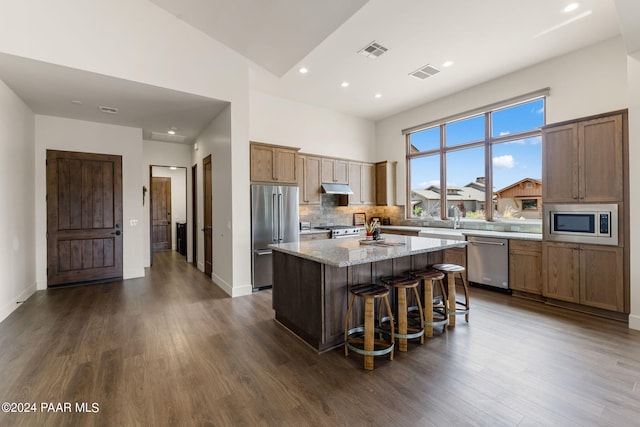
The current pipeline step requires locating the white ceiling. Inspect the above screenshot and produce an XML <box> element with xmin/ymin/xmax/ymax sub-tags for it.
<box><xmin>0</xmin><ymin>0</ymin><xmax>635</xmax><ymax>143</ymax></box>
<box><xmin>248</xmin><ymin>0</ymin><xmax>623</xmax><ymax>120</ymax></box>
<box><xmin>0</xmin><ymin>54</ymin><xmax>228</xmax><ymax>144</ymax></box>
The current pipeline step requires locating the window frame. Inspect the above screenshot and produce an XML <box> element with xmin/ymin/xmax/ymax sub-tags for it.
<box><xmin>405</xmin><ymin>94</ymin><xmax>546</xmax><ymax>222</ymax></box>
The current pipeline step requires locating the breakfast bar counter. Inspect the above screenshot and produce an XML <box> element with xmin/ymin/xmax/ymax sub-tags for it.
<box><xmin>269</xmin><ymin>234</ymin><xmax>466</xmax><ymax>352</ymax></box>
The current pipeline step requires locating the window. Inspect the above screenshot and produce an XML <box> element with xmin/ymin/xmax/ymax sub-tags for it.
<box><xmin>405</xmin><ymin>93</ymin><xmax>546</xmax><ymax>221</ymax></box>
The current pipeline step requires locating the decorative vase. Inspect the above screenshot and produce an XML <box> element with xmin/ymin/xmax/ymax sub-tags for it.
<box><xmin>366</xmin><ymin>233</ymin><xmax>373</xmax><ymax>241</ymax></box>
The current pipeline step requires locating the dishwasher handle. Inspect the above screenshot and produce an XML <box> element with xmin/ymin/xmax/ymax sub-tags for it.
<box><xmin>469</xmin><ymin>239</ymin><xmax>505</xmax><ymax>246</ymax></box>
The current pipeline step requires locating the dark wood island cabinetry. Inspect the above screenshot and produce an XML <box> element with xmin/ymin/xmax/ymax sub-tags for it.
<box><xmin>270</xmin><ymin>235</ymin><xmax>466</xmax><ymax>352</ymax></box>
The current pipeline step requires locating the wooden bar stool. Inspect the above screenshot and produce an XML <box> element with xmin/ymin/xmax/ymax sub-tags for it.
<box><xmin>409</xmin><ymin>269</ymin><xmax>448</xmax><ymax>337</ymax></box>
<box><xmin>432</xmin><ymin>263</ymin><xmax>470</xmax><ymax>327</ymax></box>
<box><xmin>380</xmin><ymin>276</ymin><xmax>425</xmax><ymax>351</ymax></box>
<box><xmin>344</xmin><ymin>284</ymin><xmax>394</xmax><ymax>370</ymax></box>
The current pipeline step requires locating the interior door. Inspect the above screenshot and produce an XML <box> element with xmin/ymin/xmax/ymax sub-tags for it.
<box><xmin>192</xmin><ymin>164</ymin><xmax>197</xmax><ymax>266</ymax></box>
<box><xmin>46</xmin><ymin>150</ymin><xmax>123</xmax><ymax>286</ymax></box>
<box><xmin>203</xmin><ymin>155</ymin><xmax>213</xmax><ymax>276</ymax></box>
<box><xmin>151</xmin><ymin>177</ymin><xmax>172</xmax><ymax>251</ymax></box>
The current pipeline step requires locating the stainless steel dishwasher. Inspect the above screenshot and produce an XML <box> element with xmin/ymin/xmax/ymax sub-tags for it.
<box><xmin>466</xmin><ymin>236</ymin><xmax>509</xmax><ymax>291</ymax></box>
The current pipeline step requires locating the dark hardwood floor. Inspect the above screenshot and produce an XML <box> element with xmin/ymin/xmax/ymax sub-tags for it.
<box><xmin>1</xmin><ymin>251</ymin><xmax>640</xmax><ymax>426</ymax></box>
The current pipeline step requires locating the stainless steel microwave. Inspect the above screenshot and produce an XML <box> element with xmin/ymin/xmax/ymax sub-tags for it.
<box><xmin>544</xmin><ymin>203</ymin><xmax>618</xmax><ymax>246</ymax></box>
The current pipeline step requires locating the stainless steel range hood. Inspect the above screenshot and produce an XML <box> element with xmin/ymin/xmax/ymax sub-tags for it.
<box><xmin>321</xmin><ymin>183</ymin><xmax>354</xmax><ymax>195</ymax></box>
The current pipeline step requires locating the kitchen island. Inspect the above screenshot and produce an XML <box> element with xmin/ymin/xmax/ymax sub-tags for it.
<box><xmin>269</xmin><ymin>234</ymin><xmax>466</xmax><ymax>352</ymax></box>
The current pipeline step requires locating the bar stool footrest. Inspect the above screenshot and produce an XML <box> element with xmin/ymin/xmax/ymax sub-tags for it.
<box><xmin>346</xmin><ymin>326</ymin><xmax>394</xmax><ymax>357</ymax></box>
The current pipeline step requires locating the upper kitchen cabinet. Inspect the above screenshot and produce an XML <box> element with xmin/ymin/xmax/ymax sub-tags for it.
<box><xmin>542</xmin><ymin>112</ymin><xmax>625</xmax><ymax>203</ymax></box>
<box><xmin>297</xmin><ymin>154</ymin><xmax>322</xmax><ymax>205</ymax></box>
<box><xmin>348</xmin><ymin>161</ymin><xmax>376</xmax><ymax>205</ymax></box>
<box><xmin>321</xmin><ymin>158</ymin><xmax>348</xmax><ymax>184</ymax></box>
<box><xmin>250</xmin><ymin>142</ymin><xmax>299</xmax><ymax>184</ymax></box>
<box><xmin>376</xmin><ymin>161</ymin><xmax>397</xmax><ymax>206</ymax></box>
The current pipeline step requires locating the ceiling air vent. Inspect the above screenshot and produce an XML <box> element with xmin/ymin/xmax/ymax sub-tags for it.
<box><xmin>98</xmin><ymin>105</ymin><xmax>119</xmax><ymax>114</ymax></box>
<box><xmin>150</xmin><ymin>132</ymin><xmax>187</xmax><ymax>143</ymax></box>
<box><xmin>357</xmin><ymin>41</ymin><xmax>388</xmax><ymax>59</ymax></box>
<box><xmin>409</xmin><ymin>64</ymin><xmax>441</xmax><ymax>80</ymax></box>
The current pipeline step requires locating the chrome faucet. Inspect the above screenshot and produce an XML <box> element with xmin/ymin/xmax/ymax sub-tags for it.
<box><xmin>451</xmin><ymin>205</ymin><xmax>462</xmax><ymax>229</ymax></box>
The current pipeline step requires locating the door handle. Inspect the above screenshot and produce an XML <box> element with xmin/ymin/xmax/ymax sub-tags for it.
<box><xmin>111</xmin><ymin>230</ymin><xmax>121</xmax><ymax>236</ymax></box>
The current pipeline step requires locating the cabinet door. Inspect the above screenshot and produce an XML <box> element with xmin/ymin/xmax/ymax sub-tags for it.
<box><xmin>580</xmin><ymin>244</ymin><xmax>623</xmax><ymax>311</ymax></box>
<box><xmin>321</xmin><ymin>158</ymin><xmax>348</xmax><ymax>184</ymax></box>
<box><xmin>303</xmin><ymin>156</ymin><xmax>322</xmax><ymax>205</ymax></box>
<box><xmin>348</xmin><ymin>162</ymin><xmax>363</xmax><ymax>204</ymax></box>
<box><xmin>542</xmin><ymin>124</ymin><xmax>579</xmax><ymax>202</ymax></box>
<box><xmin>509</xmin><ymin>240</ymin><xmax>542</xmax><ymax>295</ymax></box>
<box><xmin>250</xmin><ymin>144</ymin><xmax>275</xmax><ymax>182</ymax></box>
<box><xmin>579</xmin><ymin>114</ymin><xmax>623</xmax><ymax>202</ymax></box>
<box><xmin>274</xmin><ymin>148</ymin><xmax>297</xmax><ymax>183</ymax></box>
<box><xmin>361</xmin><ymin>163</ymin><xmax>376</xmax><ymax>205</ymax></box>
<box><xmin>334</xmin><ymin>160</ymin><xmax>348</xmax><ymax>184</ymax></box>
<box><xmin>542</xmin><ymin>242</ymin><xmax>580</xmax><ymax>303</ymax></box>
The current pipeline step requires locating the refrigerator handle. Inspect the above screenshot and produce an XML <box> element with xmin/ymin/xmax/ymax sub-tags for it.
<box><xmin>278</xmin><ymin>193</ymin><xmax>284</xmax><ymax>241</ymax></box>
<box><xmin>272</xmin><ymin>194</ymin><xmax>278</xmax><ymax>243</ymax></box>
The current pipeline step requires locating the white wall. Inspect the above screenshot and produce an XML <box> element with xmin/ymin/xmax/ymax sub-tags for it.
<box><xmin>376</xmin><ymin>37</ymin><xmax>629</xmax><ymax>206</ymax></box>
<box><xmin>192</xmin><ymin>105</ymin><xmax>252</xmax><ymax>296</ymax></box>
<box><xmin>0</xmin><ymin>79</ymin><xmax>35</xmax><ymax>323</ymax></box>
<box><xmin>626</xmin><ymin>50</ymin><xmax>640</xmax><ymax>329</ymax></box>
<box><xmin>151</xmin><ymin>167</ymin><xmax>187</xmax><ymax>251</ymax></box>
<box><xmin>143</xmin><ymin>140</ymin><xmax>192</xmax><ymax>266</ymax></box>
<box><xmin>35</xmin><ymin>116</ymin><xmax>145</xmax><ymax>287</ymax></box>
<box><xmin>250</xmin><ymin>91</ymin><xmax>376</xmax><ymax>161</ymax></box>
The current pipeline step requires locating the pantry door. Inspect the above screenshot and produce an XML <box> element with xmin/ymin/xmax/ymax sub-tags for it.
<box><xmin>46</xmin><ymin>150</ymin><xmax>123</xmax><ymax>286</ymax></box>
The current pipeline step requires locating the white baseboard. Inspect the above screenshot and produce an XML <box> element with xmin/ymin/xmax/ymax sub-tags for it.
<box><xmin>628</xmin><ymin>314</ymin><xmax>640</xmax><ymax>331</ymax></box>
<box><xmin>0</xmin><ymin>283</ymin><xmax>37</xmax><ymax>324</ymax></box>
<box><xmin>210</xmin><ymin>273</ymin><xmax>253</xmax><ymax>297</ymax></box>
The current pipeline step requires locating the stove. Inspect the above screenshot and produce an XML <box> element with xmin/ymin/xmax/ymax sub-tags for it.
<box><xmin>315</xmin><ymin>225</ymin><xmax>361</xmax><ymax>239</ymax></box>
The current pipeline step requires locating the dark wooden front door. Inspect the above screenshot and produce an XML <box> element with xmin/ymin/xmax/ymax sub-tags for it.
<box><xmin>151</xmin><ymin>177</ymin><xmax>172</xmax><ymax>252</ymax></box>
<box><xmin>46</xmin><ymin>150</ymin><xmax>123</xmax><ymax>286</ymax></box>
<box><xmin>203</xmin><ymin>155</ymin><xmax>212</xmax><ymax>276</ymax></box>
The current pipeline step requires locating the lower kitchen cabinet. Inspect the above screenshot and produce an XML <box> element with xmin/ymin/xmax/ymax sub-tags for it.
<box><xmin>542</xmin><ymin>242</ymin><xmax>624</xmax><ymax>312</ymax></box>
<box><xmin>509</xmin><ymin>240</ymin><xmax>542</xmax><ymax>295</ymax></box>
<box><xmin>444</xmin><ymin>246</ymin><xmax>467</xmax><ymax>284</ymax></box>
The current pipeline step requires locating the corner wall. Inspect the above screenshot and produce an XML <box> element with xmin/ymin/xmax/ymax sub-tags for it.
<box><xmin>0</xmin><ymin>79</ymin><xmax>35</xmax><ymax>323</ymax></box>
<box><xmin>626</xmin><ymin>50</ymin><xmax>640</xmax><ymax>329</ymax></box>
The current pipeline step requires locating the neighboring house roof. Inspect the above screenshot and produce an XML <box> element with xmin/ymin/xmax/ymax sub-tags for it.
<box><xmin>494</xmin><ymin>178</ymin><xmax>542</xmax><ymax>198</ymax></box>
<box><xmin>412</xmin><ymin>181</ymin><xmax>487</xmax><ymax>203</ymax></box>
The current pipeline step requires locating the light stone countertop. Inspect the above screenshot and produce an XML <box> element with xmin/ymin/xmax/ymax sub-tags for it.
<box><xmin>299</xmin><ymin>229</ymin><xmax>332</xmax><ymax>235</ymax></box>
<box><xmin>380</xmin><ymin>225</ymin><xmax>542</xmax><ymax>241</ymax></box>
<box><xmin>270</xmin><ymin>233</ymin><xmax>466</xmax><ymax>267</ymax></box>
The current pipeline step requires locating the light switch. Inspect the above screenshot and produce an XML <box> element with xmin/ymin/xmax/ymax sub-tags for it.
<box><xmin>130</xmin><ymin>219</ymin><xmax>139</xmax><ymax>227</ymax></box>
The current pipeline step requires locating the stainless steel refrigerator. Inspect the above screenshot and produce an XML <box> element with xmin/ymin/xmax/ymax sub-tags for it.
<box><xmin>251</xmin><ymin>184</ymin><xmax>299</xmax><ymax>290</ymax></box>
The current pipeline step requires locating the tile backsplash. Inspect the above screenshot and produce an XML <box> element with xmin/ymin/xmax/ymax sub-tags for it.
<box><xmin>299</xmin><ymin>195</ymin><xmax>404</xmax><ymax>227</ymax></box>
<box><xmin>299</xmin><ymin>194</ymin><xmax>541</xmax><ymax>234</ymax></box>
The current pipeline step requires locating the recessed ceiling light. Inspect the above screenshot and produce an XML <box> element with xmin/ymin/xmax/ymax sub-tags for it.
<box><xmin>341</xmin><ymin>81</ymin><xmax>350</xmax><ymax>88</ymax></box>
<box><xmin>170</xmin><ymin>166</ymin><xmax>177</xmax><ymax>170</ymax></box>
<box><xmin>299</xmin><ymin>67</ymin><xmax>308</xmax><ymax>74</ymax></box>
<box><xmin>442</xmin><ymin>61</ymin><xmax>454</xmax><ymax>67</ymax></box>
<box><xmin>71</xmin><ymin>100</ymin><xmax>83</xmax><ymax>105</ymax></box>
<box><xmin>375</xmin><ymin>93</ymin><xmax>382</xmax><ymax>99</ymax></box>
<box><xmin>564</xmin><ymin>2</ymin><xmax>580</xmax><ymax>12</ymax></box>
<box><xmin>168</xmin><ymin>127</ymin><xmax>177</xmax><ymax>135</ymax></box>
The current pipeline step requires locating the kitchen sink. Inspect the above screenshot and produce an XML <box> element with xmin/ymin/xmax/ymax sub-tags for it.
<box><xmin>418</xmin><ymin>228</ymin><xmax>465</xmax><ymax>240</ymax></box>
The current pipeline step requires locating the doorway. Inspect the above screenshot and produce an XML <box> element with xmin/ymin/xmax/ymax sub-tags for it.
<box><xmin>203</xmin><ymin>155</ymin><xmax>212</xmax><ymax>276</ymax></box>
<box><xmin>151</xmin><ymin>177</ymin><xmax>172</xmax><ymax>252</ymax></box>
<box><xmin>46</xmin><ymin>150</ymin><xmax>123</xmax><ymax>286</ymax></box>
<box><xmin>149</xmin><ymin>165</ymin><xmax>187</xmax><ymax>265</ymax></box>
<box><xmin>192</xmin><ymin>163</ymin><xmax>198</xmax><ymax>267</ymax></box>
